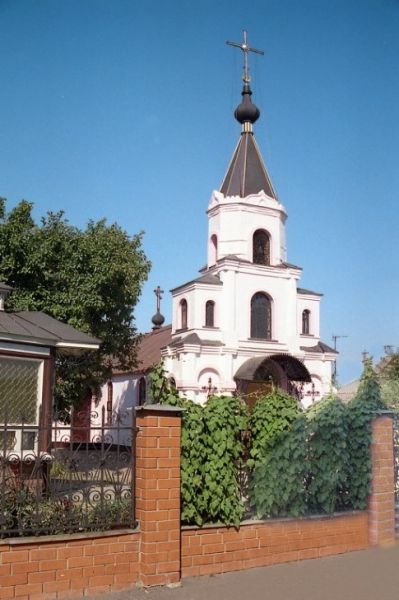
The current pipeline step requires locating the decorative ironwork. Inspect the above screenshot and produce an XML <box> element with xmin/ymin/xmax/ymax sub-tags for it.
<box><xmin>0</xmin><ymin>406</ymin><xmax>136</xmax><ymax>538</ymax></box>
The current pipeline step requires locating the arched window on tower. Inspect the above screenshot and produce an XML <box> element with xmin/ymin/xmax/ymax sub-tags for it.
<box><xmin>210</xmin><ymin>234</ymin><xmax>218</xmax><ymax>265</ymax></box>
<box><xmin>138</xmin><ymin>377</ymin><xmax>146</xmax><ymax>406</ymax></box>
<box><xmin>205</xmin><ymin>301</ymin><xmax>215</xmax><ymax>327</ymax></box>
<box><xmin>250</xmin><ymin>292</ymin><xmax>272</xmax><ymax>339</ymax></box>
<box><xmin>253</xmin><ymin>230</ymin><xmax>271</xmax><ymax>265</ymax></box>
<box><xmin>302</xmin><ymin>309</ymin><xmax>310</xmax><ymax>335</ymax></box>
<box><xmin>180</xmin><ymin>299</ymin><xmax>188</xmax><ymax>330</ymax></box>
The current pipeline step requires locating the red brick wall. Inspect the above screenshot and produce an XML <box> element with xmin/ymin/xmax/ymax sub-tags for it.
<box><xmin>0</xmin><ymin>531</ymin><xmax>139</xmax><ymax>599</ymax></box>
<box><xmin>369</xmin><ymin>413</ymin><xmax>395</xmax><ymax>545</ymax></box>
<box><xmin>135</xmin><ymin>407</ymin><xmax>182</xmax><ymax>586</ymax></box>
<box><xmin>182</xmin><ymin>512</ymin><xmax>369</xmax><ymax>577</ymax></box>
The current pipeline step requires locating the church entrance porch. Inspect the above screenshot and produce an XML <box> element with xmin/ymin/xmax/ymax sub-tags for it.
<box><xmin>234</xmin><ymin>354</ymin><xmax>311</xmax><ymax>409</ymax></box>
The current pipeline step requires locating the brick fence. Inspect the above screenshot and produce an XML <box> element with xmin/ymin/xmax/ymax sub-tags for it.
<box><xmin>0</xmin><ymin>407</ymin><xmax>396</xmax><ymax>599</ymax></box>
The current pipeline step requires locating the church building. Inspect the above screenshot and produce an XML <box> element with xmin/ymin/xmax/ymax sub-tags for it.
<box><xmin>160</xmin><ymin>35</ymin><xmax>336</xmax><ymax>407</ymax></box>
<box><xmin>103</xmin><ymin>34</ymin><xmax>337</xmax><ymax>412</ymax></box>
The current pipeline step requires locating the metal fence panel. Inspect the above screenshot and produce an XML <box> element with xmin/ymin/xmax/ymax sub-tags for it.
<box><xmin>0</xmin><ymin>406</ymin><xmax>136</xmax><ymax>538</ymax></box>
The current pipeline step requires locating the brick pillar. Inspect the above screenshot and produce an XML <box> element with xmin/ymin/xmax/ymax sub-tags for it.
<box><xmin>369</xmin><ymin>412</ymin><xmax>395</xmax><ymax>546</ymax></box>
<box><xmin>135</xmin><ymin>404</ymin><xmax>183</xmax><ymax>586</ymax></box>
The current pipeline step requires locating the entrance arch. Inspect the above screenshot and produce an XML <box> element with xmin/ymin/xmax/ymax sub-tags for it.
<box><xmin>234</xmin><ymin>354</ymin><xmax>311</xmax><ymax>408</ymax></box>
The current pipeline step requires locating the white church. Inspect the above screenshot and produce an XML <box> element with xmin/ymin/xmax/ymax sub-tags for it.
<box><xmin>102</xmin><ymin>35</ymin><xmax>337</xmax><ymax>413</ymax></box>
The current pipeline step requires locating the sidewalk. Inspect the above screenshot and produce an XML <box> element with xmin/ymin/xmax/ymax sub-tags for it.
<box><xmin>92</xmin><ymin>544</ymin><xmax>399</xmax><ymax>600</ymax></box>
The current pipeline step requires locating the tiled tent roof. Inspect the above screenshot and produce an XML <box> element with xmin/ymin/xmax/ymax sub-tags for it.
<box><xmin>220</xmin><ymin>132</ymin><xmax>277</xmax><ymax>199</ymax></box>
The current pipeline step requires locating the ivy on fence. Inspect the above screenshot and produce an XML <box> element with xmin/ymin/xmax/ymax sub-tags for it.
<box><xmin>346</xmin><ymin>358</ymin><xmax>386</xmax><ymax>509</ymax></box>
<box><xmin>306</xmin><ymin>394</ymin><xmax>349</xmax><ymax>514</ymax></box>
<box><xmin>149</xmin><ymin>359</ymin><xmax>387</xmax><ymax>527</ymax></box>
<box><xmin>249</xmin><ymin>415</ymin><xmax>308</xmax><ymax>518</ymax></box>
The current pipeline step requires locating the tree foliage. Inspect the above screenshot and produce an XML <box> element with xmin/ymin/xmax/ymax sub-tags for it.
<box><xmin>0</xmin><ymin>198</ymin><xmax>151</xmax><ymax>407</ymax></box>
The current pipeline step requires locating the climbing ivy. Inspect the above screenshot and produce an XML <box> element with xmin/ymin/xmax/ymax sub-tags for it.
<box><xmin>306</xmin><ymin>394</ymin><xmax>349</xmax><ymax>513</ymax></box>
<box><xmin>249</xmin><ymin>415</ymin><xmax>308</xmax><ymax>518</ymax></box>
<box><xmin>248</xmin><ymin>387</ymin><xmax>301</xmax><ymax>467</ymax></box>
<box><xmin>148</xmin><ymin>363</ymin><xmax>248</xmax><ymax>526</ymax></box>
<box><xmin>147</xmin><ymin>361</ymin><xmax>180</xmax><ymax>405</ymax></box>
<box><xmin>201</xmin><ymin>395</ymin><xmax>249</xmax><ymax>526</ymax></box>
<box><xmin>148</xmin><ymin>361</ymin><xmax>384</xmax><ymax>525</ymax></box>
<box><xmin>346</xmin><ymin>358</ymin><xmax>386</xmax><ymax>509</ymax></box>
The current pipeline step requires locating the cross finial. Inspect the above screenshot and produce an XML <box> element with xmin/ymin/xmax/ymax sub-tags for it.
<box><xmin>154</xmin><ymin>286</ymin><xmax>164</xmax><ymax>313</ymax></box>
<box><xmin>226</xmin><ymin>30</ymin><xmax>264</xmax><ymax>84</ymax></box>
<box><xmin>151</xmin><ymin>285</ymin><xmax>165</xmax><ymax>330</ymax></box>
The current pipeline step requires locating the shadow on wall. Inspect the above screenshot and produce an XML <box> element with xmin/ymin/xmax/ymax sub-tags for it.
<box><xmin>116</xmin><ymin>377</ymin><xmax>138</xmax><ymax>412</ymax></box>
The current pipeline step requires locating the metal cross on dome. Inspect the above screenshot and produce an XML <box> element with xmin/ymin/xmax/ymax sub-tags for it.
<box><xmin>154</xmin><ymin>285</ymin><xmax>164</xmax><ymax>312</ymax></box>
<box><xmin>226</xmin><ymin>30</ymin><xmax>264</xmax><ymax>84</ymax></box>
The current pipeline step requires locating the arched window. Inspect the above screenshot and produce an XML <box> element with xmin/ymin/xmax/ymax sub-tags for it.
<box><xmin>180</xmin><ymin>299</ymin><xmax>188</xmax><ymax>329</ymax></box>
<box><xmin>138</xmin><ymin>377</ymin><xmax>146</xmax><ymax>406</ymax></box>
<box><xmin>253</xmin><ymin>230</ymin><xmax>270</xmax><ymax>265</ymax></box>
<box><xmin>210</xmin><ymin>234</ymin><xmax>218</xmax><ymax>264</ymax></box>
<box><xmin>205</xmin><ymin>300</ymin><xmax>215</xmax><ymax>327</ymax></box>
<box><xmin>251</xmin><ymin>292</ymin><xmax>272</xmax><ymax>339</ymax></box>
<box><xmin>302</xmin><ymin>309</ymin><xmax>310</xmax><ymax>335</ymax></box>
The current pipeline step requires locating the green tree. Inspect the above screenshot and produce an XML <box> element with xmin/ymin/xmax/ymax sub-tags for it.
<box><xmin>0</xmin><ymin>198</ymin><xmax>151</xmax><ymax>408</ymax></box>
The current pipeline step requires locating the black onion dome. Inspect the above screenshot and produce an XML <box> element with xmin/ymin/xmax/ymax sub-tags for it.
<box><xmin>151</xmin><ymin>310</ymin><xmax>165</xmax><ymax>329</ymax></box>
<box><xmin>234</xmin><ymin>84</ymin><xmax>260</xmax><ymax>124</ymax></box>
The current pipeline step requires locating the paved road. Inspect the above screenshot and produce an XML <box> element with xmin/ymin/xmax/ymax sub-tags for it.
<box><xmin>93</xmin><ymin>544</ymin><xmax>399</xmax><ymax>600</ymax></box>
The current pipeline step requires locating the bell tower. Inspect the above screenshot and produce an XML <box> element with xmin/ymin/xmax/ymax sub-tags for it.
<box><xmin>163</xmin><ymin>32</ymin><xmax>337</xmax><ymax>405</ymax></box>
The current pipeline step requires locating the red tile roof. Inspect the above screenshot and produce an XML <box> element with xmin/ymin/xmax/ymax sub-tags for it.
<box><xmin>113</xmin><ymin>325</ymin><xmax>172</xmax><ymax>375</ymax></box>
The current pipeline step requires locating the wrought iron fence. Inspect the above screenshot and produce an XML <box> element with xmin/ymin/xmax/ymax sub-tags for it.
<box><xmin>0</xmin><ymin>406</ymin><xmax>136</xmax><ymax>538</ymax></box>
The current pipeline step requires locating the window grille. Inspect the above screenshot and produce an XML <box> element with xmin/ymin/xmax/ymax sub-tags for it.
<box><xmin>0</xmin><ymin>357</ymin><xmax>40</xmax><ymax>424</ymax></box>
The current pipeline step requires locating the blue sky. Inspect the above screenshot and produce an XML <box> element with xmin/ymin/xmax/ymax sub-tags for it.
<box><xmin>1</xmin><ymin>0</ymin><xmax>398</xmax><ymax>384</ymax></box>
